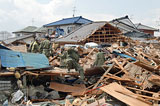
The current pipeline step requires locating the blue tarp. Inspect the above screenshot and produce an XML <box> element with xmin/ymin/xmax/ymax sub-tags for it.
<box><xmin>113</xmin><ymin>51</ymin><xmax>136</xmax><ymax>61</ymax></box>
<box><xmin>0</xmin><ymin>49</ymin><xmax>50</xmax><ymax>69</ymax></box>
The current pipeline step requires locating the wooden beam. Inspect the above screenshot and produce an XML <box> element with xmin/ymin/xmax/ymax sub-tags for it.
<box><xmin>113</xmin><ymin>58</ymin><xmax>128</xmax><ymax>74</ymax></box>
<box><xmin>126</xmin><ymin>86</ymin><xmax>160</xmax><ymax>95</ymax></box>
<box><xmin>117</xmin><ymin>90</ymin><xmax>160</xmax><ymax>101</ymax></box>
<box><xmin>93</xmin><ymin>63</ymin><xmax>115</xmax><ymax>89</ymax></box>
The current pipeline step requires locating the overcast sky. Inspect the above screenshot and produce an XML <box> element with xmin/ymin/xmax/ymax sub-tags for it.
<box><xmin>0</xmin><ymin>0</ymin><xmax>160</xmax><ymax>33</ymax></box>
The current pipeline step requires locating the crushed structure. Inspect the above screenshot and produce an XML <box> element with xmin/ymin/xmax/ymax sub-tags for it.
<box><xmin>0</xmin><ymin>15</ymin><xmax>160</xmax><ymax>106</ymax></box>
<box><xmin>55</xmin><ymin>21</ymin><xmax>129</xmax><ymax>45</ymax></box>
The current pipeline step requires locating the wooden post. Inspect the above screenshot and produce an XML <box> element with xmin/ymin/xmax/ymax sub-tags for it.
<box><xmin>23</xmin><ymin>75</ymin><xmax>28</xmax><ymax>101</ymax></box>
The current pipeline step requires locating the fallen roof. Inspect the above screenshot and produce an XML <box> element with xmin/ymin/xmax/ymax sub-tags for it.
<box><xmin>3</xmin><ymin>34</ymin><xmax>34</xmax><ymax>45</ymax></box>
<box><xmin>55</xmin><ymin>21</ymin><xmax>107</xmax><ymax>43</ymax></box>
<box><xmin>135</xmin><ymin>23</ymin><xmax>159</xmax><ymax>31</ymax></box>
<box><xmin>43</xmin><ymin>16</ymin><xmax>92</xmax><ymax>27</ymax></box>
<box><xmin>13</xmin><ymin>26</ymin><xmax>37</xmax><ymax>33</ymax></box>
<box><xmin>109</xmin><ymin>15</ymin><xmax>140</xmax><ymax>33</ymax></box>
<box><xmin>0</xmin><ymin>49</ymin><xmax>50</xmax><ymax>70</ymax></box>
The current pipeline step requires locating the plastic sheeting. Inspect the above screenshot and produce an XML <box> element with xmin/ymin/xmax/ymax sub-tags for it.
<box><xmin>113</xmin><ymin>51</ymin><xmax>136</xmax><ymax>61</ymax></box>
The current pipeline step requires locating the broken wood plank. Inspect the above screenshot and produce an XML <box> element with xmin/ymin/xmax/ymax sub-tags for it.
<box><xmin>100</xmin><ymin>82</ymin><xmax>150</xmax><ymax>106</ymax></box>
<box><xmin>93</xmin><ymin>63</ymin><xmax>114</xmax><ymax>89</ymax></box>
<box><xmin>0</xmin><ymin>72</ymin><xmax>14</xmax><ymax>76</ymax></box>
<box><xmin>113</xmin><ymin>58</ymin><xmax>128</xmax><ymax>74</ymax></box>
<box><xmin>148</xmin><ymin>74</ymin><xmax>160</xmax><ymax>86</ymax></box>
<box><xmin>104</xmin><ymin>74</ymin><xmax>131</xmax><ymax>81</ymax></box>
<box><xmin>126</xmin><ymin>86</ymin><xmax>160</xmax><ymax>95</ymax></box>
<box><xmin>117</xmin><ymin>90</ymin><xmax>160</xmax><ymax>101</ymax></box>
<box><xmin>49</xmin><ymin>82</ymin><xmax>86</xmax><ymax>93</ymax></box>
<box><xmin>21</xmin><ymin>71</ymin><xmax>39</xmax><ymax>76</ymax></box>
<box><xmin>49</xmin><ymin>55</ymin><xmax>59</xmax><ymax>62</ymax></box>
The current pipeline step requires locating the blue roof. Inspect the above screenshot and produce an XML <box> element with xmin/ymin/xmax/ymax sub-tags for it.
<box><xmin>0</xmin><ymin>49</ymin><xmax>50</xmax><ymax>70</ymax></box>
<box><xmin>43</xmin><ymin>16</ymin><xmax>92</xmax><ymax>27</ymax></box>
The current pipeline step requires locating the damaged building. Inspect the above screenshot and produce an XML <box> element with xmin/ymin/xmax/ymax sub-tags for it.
<box><xmin>55</xmin><ymin>21</ymin><xmax>128</xmax><ymax>45</ymax></box>
<box><xmin>109</xmin><ymin>15</ymin><xmax>158</xmax><ymax>40</ymax></box>
<box><xmin>1</xmin><ymin>15</ymin><xmax>160</xmax><ymax>106</ymax></box>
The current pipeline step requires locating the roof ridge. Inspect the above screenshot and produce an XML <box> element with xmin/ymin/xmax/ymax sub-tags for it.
<box><xmin>43</xmin><ymin>16</ymin><xmax>92</xmax><ymax>27</ymax></box>
<box><xmin>74</xmin><ymin>16</ymin><xmax>82</xmax><ymax>23</ymax></box>
<box><xmin>62</xmin><ymin>16</ymin><xmax>81</xmax><ymax>20</ymax></box>
<box><xmin>137</xmin><ymin>23</ymin><xmax>158</xmax><ymax>30</ymax></box>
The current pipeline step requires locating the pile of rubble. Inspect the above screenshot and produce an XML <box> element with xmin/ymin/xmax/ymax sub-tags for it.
<box><xmin>1</xmin><ymin>40</ymin><xmax>160</xmax><ymax>106</ymax></box>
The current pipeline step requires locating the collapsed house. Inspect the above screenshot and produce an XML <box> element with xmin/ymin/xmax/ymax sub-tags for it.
<box><xmin>109</xmin><ymin>16</ymin><xmax>156</xmax><ymax>39</ymax></box>
<box><xmin>55</xmin><ymin>21</ymin><xmax>128</xmax><ymax>45</ymax></box>
<box><xmin>1</xmin><ymin>34</ymin><xmax>160</xmax><ymax>105</ymax></box>
<box><xmin>1</xmin><ymin>16</ymin><xmax>160</xmax><ymax>106</ymax></box>
<box><xmin>0</xmin><ymin>45</ymin><xmax>80</xmax><ymax>105</ymax></box>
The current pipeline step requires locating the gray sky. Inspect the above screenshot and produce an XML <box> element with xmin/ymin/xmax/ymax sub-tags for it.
<box><xmin>0</xmin><ymin>0</ymin><xmax>160</xmax><ymax>33</ymax></box>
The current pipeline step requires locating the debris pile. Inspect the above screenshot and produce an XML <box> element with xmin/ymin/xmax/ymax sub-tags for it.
<box><xmin>1</xmin><ymin>39</ymin><xmax>160</xmax><ymax>106</ymax></box>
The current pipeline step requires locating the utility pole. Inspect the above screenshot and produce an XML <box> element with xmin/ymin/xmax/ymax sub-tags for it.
<box><xmin>32</xmin><ymin>18</ymin><xmax>35</xmax><ymax>26</ymax></box>
<box><xmin>73</xmin><ymin>6</ymin><xmax>76</xmax><ymax>17</ymax></box>
<box><xmin>72</xmin><ymin>0</ymin><xmax>77</xmax><ymax>17</ymax></box>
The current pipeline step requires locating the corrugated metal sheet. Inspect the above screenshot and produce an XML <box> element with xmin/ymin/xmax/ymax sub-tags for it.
<box><xmin>0</xmin><ymin>49</ymin><xmax>50</xmax><ymax>69</ymax></box>
<box><xmin>55</xmin><ymin>21</ymin><xmax>107</xmax><ymax>43</ymax></box>
<box><xmin>43</xmin><ymin>16</ymin><xmax>92</xmax><ymax>27</ymax></box>
<box><xmin>22</xmin><ymin>53</ymin><xmax>49</xmax><ymax>69</ymax></box>
<box><xmin>0</xmin><ymin>49</ymin><xmax>25</xmax><ymax>67</ymax></box>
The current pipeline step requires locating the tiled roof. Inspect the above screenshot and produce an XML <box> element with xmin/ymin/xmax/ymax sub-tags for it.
<box><xmin>43</xmin><ymin>16</ymin><xmax>92</xmax><ymax>27</ymax></box>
